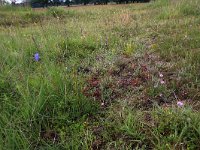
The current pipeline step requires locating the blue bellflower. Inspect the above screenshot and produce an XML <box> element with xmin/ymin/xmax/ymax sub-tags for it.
<box><xmin>34</xmin><ymin>53</ymin><xmax>40</xmax><ymax>61</ymax></box>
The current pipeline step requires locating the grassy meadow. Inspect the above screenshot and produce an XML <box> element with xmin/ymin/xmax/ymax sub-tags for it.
<box><xmin>0</xmin><ymin>0</ymin><xmax>200</xmax><ymax>149</ymax></box>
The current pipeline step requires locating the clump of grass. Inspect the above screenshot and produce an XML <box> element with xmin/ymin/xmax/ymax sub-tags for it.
<box><xmin>179</xmin><ymin>0</ymin><xmax>200</xmax><ymax>16</ymax></box>
<box><xmin>148</xmin><ymin>0</ymin><xmax>170</xmax><ymax>8</ymax></box>
<box><xmin>0</xmin><ymin>9</ymin><xmax>45</xmax><ymax>26</ymax></box>
<box><xmin>22</xmin><ymin>12</ymin><xmax>44</xmax><ymax>23</ymax></box>
<box><xmin>123</xmin><ymin>42</ymin><xmax>136</xmax><ymax>56</ymax></box>
<box><xmin>153</xmin><ymin>106</ymin><xmax>200</xmax><ymax>149</ymax></box>
<box><xmin>57</xmin><ymin>38</ymin><xmax>97</xmax><ymax>60</ymax></box>
<box><xmin>0</xmin><ymin>5</ymin><xmax>31</xmax><ymax>12</ymax></box>
<box><xmin>100</xmin><ymin>106</ymin><xmax>200</xmax><ymax>149</ymax></box>
<box><xmin>155</xmin><ymin>0</ymin><xmax>200</xmax><ymax>20</ymax></box>
<box><xmin>47</xmin><ymin>7</ymin><xmax>78</xmax><ymax>18</ymax></box>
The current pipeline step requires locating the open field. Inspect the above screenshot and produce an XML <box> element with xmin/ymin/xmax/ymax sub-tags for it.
<box><xmin>0</xmin><ymin>0</ymin><xmax>200</xmax><ymax>149</ymax></box>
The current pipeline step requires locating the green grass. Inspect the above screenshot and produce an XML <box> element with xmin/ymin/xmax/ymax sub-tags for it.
<box><xmin>0</xmin><ymin>0</ymin><xmax>200</xmax><ymax>149</ymax></box>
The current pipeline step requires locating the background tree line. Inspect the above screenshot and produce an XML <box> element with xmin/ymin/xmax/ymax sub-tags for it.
<box><xmin>31</xmin><ymin>0</ymin><xmax>150</xmax><ymax>8</ymax></box>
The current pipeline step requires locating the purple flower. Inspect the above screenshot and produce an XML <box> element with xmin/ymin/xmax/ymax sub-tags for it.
<box><xmin>34</xmin><ymin>53</ymin><xmax>40</xmax><ymax>61</ymax></box>
<box><xmin>159</xmin><ymin>72</ymin><xmax>164</xmax><ymax>78</ymax></box>
<box><xmin>160</xmin><ymin>80</ymin><xmax>165</xmax><ymax>84</ymax></box>
<box><xmin>177</xmin><ymin>101</ymin><xmax>184</xmax><ymax>107</ymax></box>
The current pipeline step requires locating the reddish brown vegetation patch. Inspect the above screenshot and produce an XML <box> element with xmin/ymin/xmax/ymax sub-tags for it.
<box><xmin>83</xmin><ymin>52</ymin><xmax>194</xmax><ymax>109</ymax></box>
